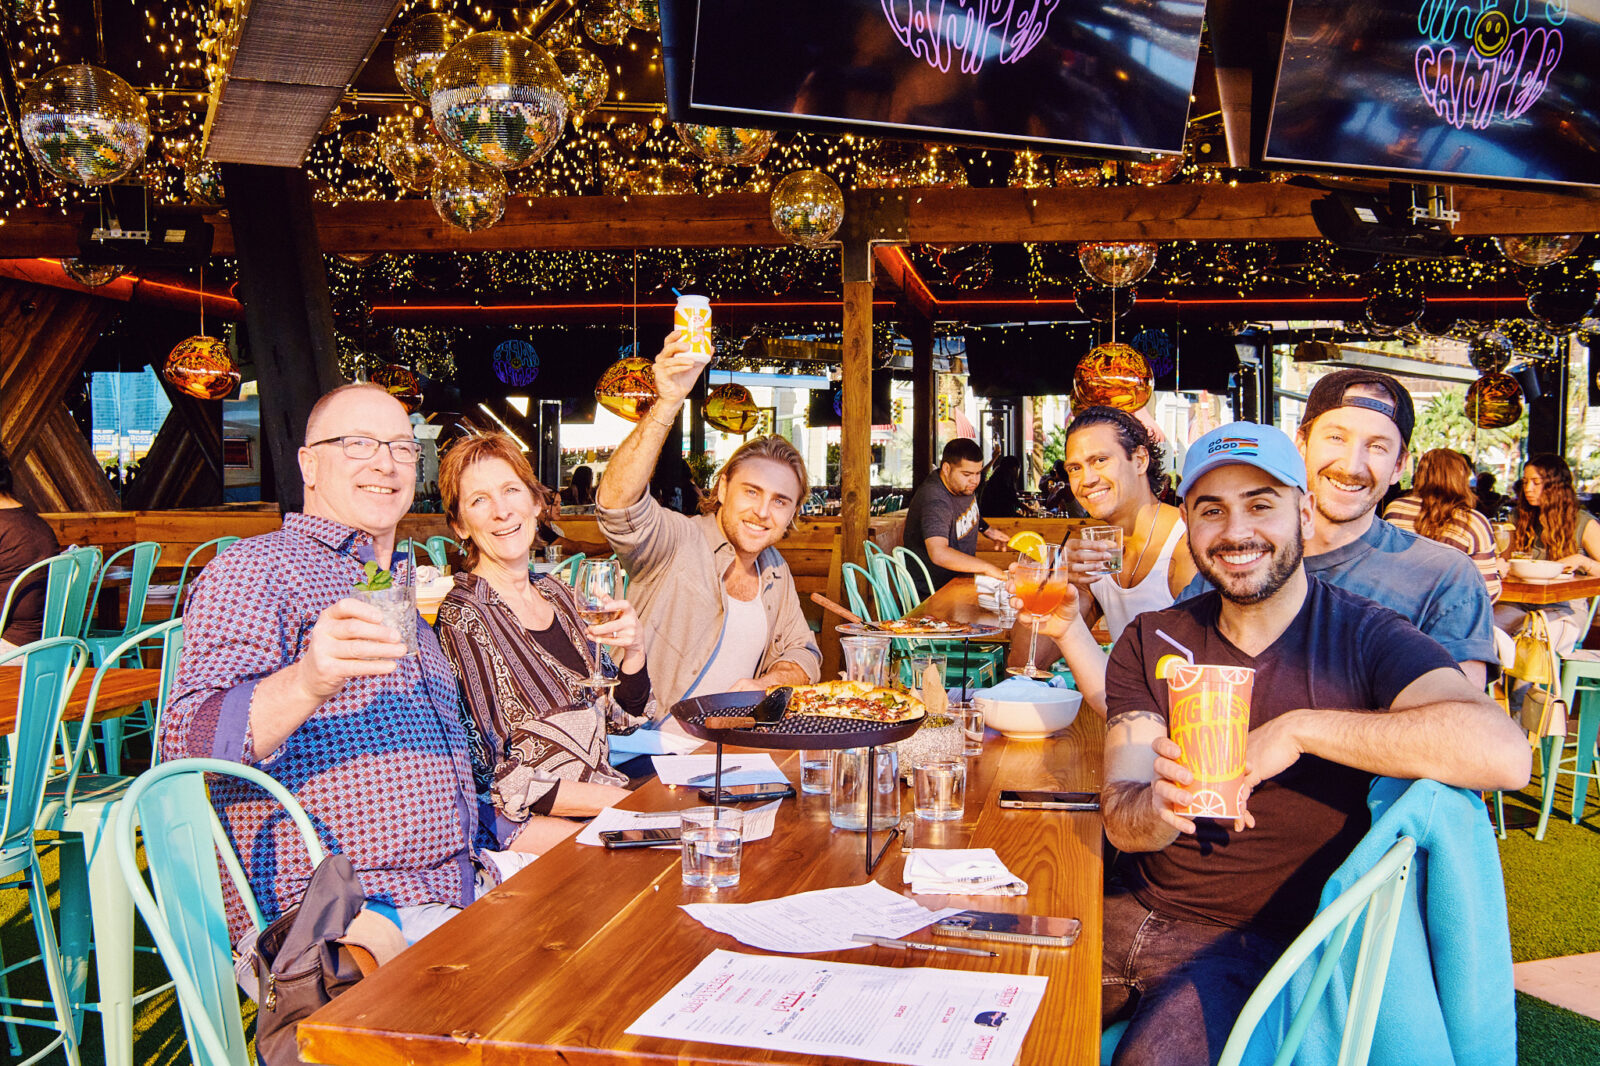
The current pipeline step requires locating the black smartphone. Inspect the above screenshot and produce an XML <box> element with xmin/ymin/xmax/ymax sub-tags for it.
<box><xmin>934</xmin><ymin>911</ymin><xmax>1082</xmax><ymax>946</ymax></box>
<box><xmin>599</xmin><ymin>827</ymin><xmax>682</xmax><ymax>848</ymax></box>
<box><xmin>998</xmin><ymin>789</ymin><xmax>1100</xmax><ymax>811</ymax></box>
<box><xmin>697</xmin><ymin>782</ymin><xmax>797</xmax><ymax>803</ymax></box>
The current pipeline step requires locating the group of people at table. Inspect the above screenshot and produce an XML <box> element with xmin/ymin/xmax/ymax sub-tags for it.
<box><xmin>3</xmin><ymin>337</ymin><xmax>1552</xmax><ymax>1064</ymax></box>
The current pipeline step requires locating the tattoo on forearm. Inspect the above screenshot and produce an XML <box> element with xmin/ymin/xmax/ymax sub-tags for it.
<box><xmin>1107</xmin><ymin>709</ymin><xmax>1167</xmax><ymax>733</ymax></box>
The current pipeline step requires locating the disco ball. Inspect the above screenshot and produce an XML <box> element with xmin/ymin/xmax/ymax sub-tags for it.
<box><xmin>554</xmin><ymin>47</ymin><xmax>609</xmax><ymax>117</ymax></box>
<box><xmin>1217</xmin><ymin>242</ymin><xmax>1276</xmax><ymax>279</ymax></box>
<box><xmin>1495</xmin><ymin>234</ymin><xmax>1585</xmax><ymax>268</ymax></box>
<box><xmin>614</xmin><ymin>122</ymin><xmax>648</xmax><ymax>148</ymax></box>
<box><xmin>1055</xmin><ymin>157</ymin><xmax>1109</xmax><ymax>188</ymax></box>
<box><xmin>770</xmin><ymin>169</ymin><xmax>844</xmax><ymax>248</ymax></box>
<box><xmin>431</xmin><ymin>31</ymin><xmax>568</xmax><ymax>170</ymax></box>
<box><xmin>1078</xmin><ymin>241</ymin><xmax>1157</xmax><ymax>288</ymax></box>
<box><xmin>595</xmin><ymin>355</ymin><xmax>659</xmax><ymax>422</ymax></box>
<box><xmin>430</xmin><ymin>151</ymin><xmax>507</xmax><ymax>232</ymax></box>
<box><xmin>393</xmin><ymin>13</ymin><xmax>473</xmax><ymax>105</ymax></box>
<box><xmin>20</xmin><ymin>63</ymin><xmax>149</xmax><ymax>186</ymax></box>
<box><xmin>1075</xmin><ymin>282</ymin><xmax>1134</xmax><ymax>321</ymax></box>
<box><xmin>583</xmin><ymin>2</ymin><xmax>628</xmax><ymax>45</ymax></box>
<box><xmin>1073</xmin><ymin>342</ymin><xmax>1154</xmax><ymax>413</ymax></box>
<box><xmin>60</xmin><ymin>259</ymin><xmax>125</xmax><ymax>287</ymax></box>
<box><xmin>1008</xmin><ymin>150</ymin><xmax>1051</xmax><ymax>189</ymax></box>
<box><xmin>612</xmin><ymin>159</ymin><xmax>696</xmax><ymax>195</ymax></box>
<box><xmin>378</xmin><ymin>114</ymin><xmax>441</xmax><ymax>191</ymax></box>
<box><xmin>622</xmin><ymin>0</ymin><xmax>660</xmax><ymax>31</ymax></box>
<box><xmin>1416</xmin><ymin>308</ymin><xmax>1458</xmax><ymax>337</ymax></box>
<box><xmin>1123</xmin><ymin>154</ymin><xmax>1181</xmax><ymax>185</ymax></box>
<box><xmin>371</xmin><ymin>363</ymin><xmax>422</xmax><ymax>413</ymax></box>
<box><xmin>1464</xmin><ymin>372</ymin><xmax>1523</xmax><ymax>429</ymax></box>
<box><xmin>855</xmin><ymin>141</ymin><xmax>926</xmax><ymax>188</ymax></box>
<box><xmin>705</xmin><ymin>383</ymin><xmax>761</xmax><ymax>434</ymax></box>
<box><xmin>1363</xmin><ymin>287</ymin><xmax>1426</xmax><ymax>330</ymax></box>
<box><xmin>6</xmin><ymin>0</ymin><xmax>43</xmax><ymax>21</ymax></box>
<box><xmin>184</xmin><ymin>160</ymin><xmax>224</xmax><ymax>206</ymax></box>
<box><xmin>163</xmin><ymin>336</ymin><xmax>240</xmax><ymax>400</ymax></box>
<box><xmin>674</xmin><ymin>123</ymin><xmax>774</xmax><ymax>165</ymax></box>
<box><xmin>1528</xmin><ymin>275</ymin><xmax>1599</xmax><ymax>329</ymax></box>
<box><xmin>342</xmin><ymin>129</ymin><xmax>378</xmax><ymax>166</ymax></box>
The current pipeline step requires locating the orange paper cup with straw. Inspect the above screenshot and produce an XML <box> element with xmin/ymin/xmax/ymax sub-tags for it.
<box><xmin>1165</xmin><ymin>663</ymin><xmax>1254</xmax><ymax>819</ymax></box>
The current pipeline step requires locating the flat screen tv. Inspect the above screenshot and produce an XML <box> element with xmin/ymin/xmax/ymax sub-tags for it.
<box><xmin>661</xmin><ymin>0</ymin><xmax>1206</xmax><ymax>155</ymax></box>
<box><xmin>1264</xmin><ymin>0</ymin><xmax>1600</xmax><ymax>187</ymax></box>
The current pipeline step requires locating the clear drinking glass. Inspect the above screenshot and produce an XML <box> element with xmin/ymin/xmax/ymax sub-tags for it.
<box><xmin>828</xmin><ymin>747</ymin><xmax>900</xmax><ymax>831</ymax></box>
<box><xmin>1007</xmin><ymin>544</ymin><xmax>1069</xmax><ymax>679</ymax></box>
<box><xmin>906</xmin><ymin>651</ymin><xmax>947</xmax><ymax>694</ymax></box>
<box><xmin>951</xmin><ymin>701</ymin><xmax>985</xmax><ymax>757</ymax></box>
<box><xmin>353</xmin><ymin>585</ymin><xmax>419</xmax><ymax>656</ymax></box>
<box><xmin>680</xmin><ymin>806</ymin><xmax>743</xmax><ymax>888</ymax></box>
<box><xmin>574</xmin><ymin>558</ymin><xmax>623</xmax><ymax>690</ymax></box>
<box><xmin>840</xmin><ymin>634</ymin><xmax>890</xmax><ymax>685</ymax></box>
<box><xmin>1082</xmin><ymin>525</ymin><xmax>1124</xmax><ymax>576</ymax></box>
<box><xmin>800</xmin><ymin>750</ymin><xmax>833</xmax><ymax>794</ymax></box>
<box><xmin>546</xmin><ymin>543</ymin><xmax>564</xmax><ymax>565</ymax></box>
<box><xmin>913</xmin><ymin>757</ymin><xmax>966</xmax><ymax>821</ymax></box>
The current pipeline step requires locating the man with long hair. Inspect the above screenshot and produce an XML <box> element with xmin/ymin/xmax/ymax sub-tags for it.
<box><xmin>596</xmin><ymin>333</ymin><xmax>820</xmax><ymax>706</ymax></box>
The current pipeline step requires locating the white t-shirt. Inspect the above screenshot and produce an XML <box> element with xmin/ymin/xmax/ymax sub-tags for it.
<box><xmin>685</xmin><ymin>591</ymin><xmax>770</xmax><ymax>697</ymax></box>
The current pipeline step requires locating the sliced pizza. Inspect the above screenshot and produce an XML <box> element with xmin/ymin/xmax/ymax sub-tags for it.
<box><xmin>775</xmin><ymin>680</ymin><xmax>926</xmax><ymax>723</ymax></box>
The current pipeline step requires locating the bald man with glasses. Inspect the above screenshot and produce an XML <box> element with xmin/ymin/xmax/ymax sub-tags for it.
<box><xmin>162</xmin><ymin>383</ymin><xmax>497</xmax><ymax>958</ymax></box>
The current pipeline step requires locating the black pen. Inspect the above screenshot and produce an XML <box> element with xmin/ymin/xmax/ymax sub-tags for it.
<box><xmin>852</xmin><ymin>934</ymin><xmax>997</xmax><ymax>958</ymax></box>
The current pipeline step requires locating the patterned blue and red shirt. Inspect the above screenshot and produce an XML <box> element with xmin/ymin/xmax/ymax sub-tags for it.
<box><xmin>160</xmin><ymin>512</ymin><xmax>487</xmax><ymax>943</ymax></box>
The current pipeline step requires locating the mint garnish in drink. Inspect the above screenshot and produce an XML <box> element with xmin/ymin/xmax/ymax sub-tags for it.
<box><xmin>353</xmin><ymin>561</ymin><xmax>395</xmax><ymax>591</ymax></box>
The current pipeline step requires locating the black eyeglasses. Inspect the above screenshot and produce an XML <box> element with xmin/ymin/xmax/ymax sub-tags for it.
<box><xmin>308</xmin><ymin>436</ymin><xmax>422</xmax><ymax>464</ymax></box>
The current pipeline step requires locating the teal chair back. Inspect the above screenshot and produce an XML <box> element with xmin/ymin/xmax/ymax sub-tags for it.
<box><xmin>62</xmin><ymin>545</ymin><xmax>102</xmax><ymax>639</ymax></box>
<box><xmin>89</xmin><ymin>541</ymin><xmax>162</xmax><ymax>639</ymax></box>
<box><xmin>0</xmin><ymin>552</ymin><xmax>78</xmax><ymax>641</ymax></box>
<box><xmin>841</xmin><ymin>563</ymin><xmax>888</xmax><ymax>623</ymax></box>
<box><xmin>425</xmin><ymin>535</ymin><xmax>459</xmax><ymax>569</ymax></box>
<box><xmin>1</xmin><ymin>637</ymin><xmax>89</xmax><ymax>872</ymax></box>
<box><xmin>113</xmin><ymin>759</ymin><xmax>327</xmax><ymax>1066</ymax></box>
<box><xmin>170</xmin><ymin>537</ymin><xmax>238</xmax><ymax>620</ymax></box>
<box><xmin>1217</xmin><ymin>836</ymin><xmax>1417</xmax><ymax>1066</ymax></box>
<box><xmin>549</xmin><ymin>553</ymin><xmax>585</xmax><ymax>586</ymax></box>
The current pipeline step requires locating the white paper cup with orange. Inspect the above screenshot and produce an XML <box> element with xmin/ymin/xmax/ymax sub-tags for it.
<box><xmin>674</xmin><ymin>294</ymin><xmax>713</xmax><ymax>364</ymax></box>
<box><xmin>1163</xmin><ymin>662</ymin><xmax>1253</xmax><ymax>819</ymax></box>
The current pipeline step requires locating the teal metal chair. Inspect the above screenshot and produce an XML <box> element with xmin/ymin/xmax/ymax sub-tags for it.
<box><xmin>83</xmin><ymin>542</ymin><xmax>163</xmax><ymax>664</ymax></box>
<box><xmin>0</xmin><ymin>552</ymin><xmax>80</xmax><ymax>643</ymax></box>
<box><xmin>549</xmin><ymin>552</ymin><xmax>585</xmax><ymax>587</ymax></box>
<box><xmin>114</xmin><ymin>758</ymin><xmax>328</xmax><ymax>1066</ymax></box>
<box><xmin>166</xmin><ymin>537</ymin><xmax>238</xmax><ymax>620</ymax></box>
<box><xmin>1102</xmin><ymin>836</ymin><xmax>1417</xmax><ymax>1066</ymax></box>
<box><xmin>60</xmin><ymin>546</ymin><xmax>102</xmax><ymax>641</ymax></box>
<box><xmin>38</xmin><ymin>619</ymin><xmax>183</xmax><ymax>1066</ymax></box>
<box><xmin>889</xmin><ymin>547</ymin><xmax>937</xmax><ymax>611</ymax></box>
<box><xmin>1532</xmin><ymin>596</ymin><xmax>1600</xmax><ymax>839</ymax></box>
<box><xmin>0</xmin><ymin>636</ymin><xmax>89</xmax><ymax>1066</ymax></box>
<box><xmin>425</xmin><ymin>535</ymin><xmax>460</xmax><ymax>569</ymax></box>
<box><xmin>841</xmin><ymin>562</ymin><xmax>895</xmax><ymax>623</ymax></box>
<box><xmin>885</xmin><ymin>548</ymin><xmax>1006</xmax><ymax>692</ymax></box>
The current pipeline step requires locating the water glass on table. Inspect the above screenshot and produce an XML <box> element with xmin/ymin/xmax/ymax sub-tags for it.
<box><xmin>546</xmin><ymin>544</ymin><xmax>564</xmax><ymax>564</ymax></box>
<box><xmin>1007</xmin><ymin>544</ymin><xmax>1069</xmax><ymax>679</ymax></box>
<box><xmin>913</xmin><ymin>757</ymin><xmax>966</xmax><ymax>821</ymax></box>
<box><xmin>681</xmin><ymin>806</ymin><xmax>743</xmax><ymax>888</ymax></box>
<box><xmin>799</xmin><ymin>750</ymin><xmax>832</xmax><ymax>794</ymax></box>
<box><xmin>950</xmin><ymin>701</ymin><xmax>984</xmax><ymax>757</ymax></box>
<box><xmin>840</xmin><ymin>634</ymin><xmax>890</xmax><ymax>686</ymax></box>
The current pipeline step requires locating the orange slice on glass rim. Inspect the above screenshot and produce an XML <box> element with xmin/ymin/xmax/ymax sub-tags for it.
<box><xmin>1007</xmin><ymin>530</ymin><xmax>1048</xmax><ymax>562</ymax></box>
<box><xmin>1155</xmin><ymin>654</ymin><xmax>1189</xmax><ymax>680</ymax></box>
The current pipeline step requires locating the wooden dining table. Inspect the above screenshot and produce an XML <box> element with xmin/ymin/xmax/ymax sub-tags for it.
<box><xmin>1499</xmin><ymin>572</ymin><xmax>1600</xmax><ymax>605</ymax></box>
<box><xmin>0</xmin><ymin>665</ymin><xmax>163</xmax><ymax>731</ymax></box>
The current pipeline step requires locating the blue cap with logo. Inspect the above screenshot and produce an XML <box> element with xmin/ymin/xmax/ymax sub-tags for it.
<box><xmin>1180</xmin><ymin>423</ymin><xmax>1308</xmax><ymax>499</ymax></box>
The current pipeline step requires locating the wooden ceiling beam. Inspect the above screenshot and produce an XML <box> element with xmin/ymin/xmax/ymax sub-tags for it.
<box><xmin>0</xmin><ymin>183</ymin><xmax>1595</xmax><ymax>260</ymax></box>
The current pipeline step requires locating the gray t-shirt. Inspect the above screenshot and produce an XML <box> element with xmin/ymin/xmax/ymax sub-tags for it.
<box><xmin>904</xmin><ymin>472</ymin><xmax>984</xmax><ymax>594</ymax></box>
<box><xmin>1179</xmin><ymin>517</ymin><xmax>1497</xmax><ymax>667</ymax></box>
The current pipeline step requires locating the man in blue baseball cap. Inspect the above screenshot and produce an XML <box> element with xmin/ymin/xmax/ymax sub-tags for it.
<box><xmin>1095</xmin><ymin>421</ymin><xmax>1529</xmax><ymax>1066</ymax></box>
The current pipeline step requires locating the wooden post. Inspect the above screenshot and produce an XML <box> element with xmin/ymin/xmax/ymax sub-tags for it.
<box><xmin>223</xmin><ymin>164</ymin><xmax>344</xmax><ymax>512</ymax></box>
<box><xmin>841</xmin><ymin>268</ymin><xmax>872</xmax><ymax>572</ymax></box>
<box><xmin>906</xmin><ymin>307</ymin><xmax>934</xmax><ymax>484</ymax></box>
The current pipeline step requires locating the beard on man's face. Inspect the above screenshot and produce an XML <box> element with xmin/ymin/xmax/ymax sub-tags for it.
<box><xmin>1195</xmin><ymin>527</ymin><xmax>1305</xmax><ymax>606</ymax></box>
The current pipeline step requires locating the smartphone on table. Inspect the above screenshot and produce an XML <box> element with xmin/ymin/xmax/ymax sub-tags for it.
<box><xmin>934</xmin><ymin>910</ymin><xmax>1081</xmax><ymax>946</ymax></box>
<box><xmin>697</xmin><ymin>782</ymin><xmax>796</xmax><ymax>803</ymax></box>
<box><xmin>599</xmin><ymin>827</ymin><xmax>682</xmax><ymax>849</ymax></box>
<box><xmin>997</xmin><ymin>789</ymin><xmax>1100</xmax><ymax>811</ymax></box>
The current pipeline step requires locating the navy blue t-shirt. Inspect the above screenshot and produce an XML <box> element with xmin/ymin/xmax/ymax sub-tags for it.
<box><xmin>1105</xmin><ymin>576</ymin><xmax>1457</xmax><ymax>934</ymax></box>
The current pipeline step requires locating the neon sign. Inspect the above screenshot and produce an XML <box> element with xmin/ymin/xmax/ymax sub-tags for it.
<box><xmin>1414</xmin><ymin>1</ymin><xmax>1565</xmax><ymax>130</ymax></box>
<box><xmin>879</xmin><ymin>0</ymin><xmax>1061</xmax><ymax>75</ymax></box>
<box><xmin>492</xmin><ymin>339</ymin><xmax>540</xmax><ymax>386</ymax></box>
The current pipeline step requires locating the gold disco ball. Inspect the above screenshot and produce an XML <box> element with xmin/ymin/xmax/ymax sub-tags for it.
<box><xmin>430</xmin><ymin>31</ymin><xmax>568</xmax><ymax>170</ymax></box>
<box><xmin>1469</xmin><ymin>330</ymin><xmax>1514</xmax><ymax>373</ymax></box>
<box><xmin>611</xmin><ymin>159</ymin><xmax>696</xmax><ymax>195</ymax></box>
<box><xmin>163</xmin><ymin>336</ymin><xmax>240</xmax><ymax>401</ymax></box>
<box><xmin>378</xmin><ymin>114</ymin><xmax>441</xmax><ymax>191</ymax></box>
<box><xmin>371</xmin><ymin>363</ymin><xmax>423</xmax><ymax>413</ymax></box>
<box><xmin>705</xmin><ymin>383</ymin><xmax>760</xmax><ymax>434</ymax></box>
<box><xmin>770</xmin><ymin>169</ymin><xmax>844</xmax><ymax>248</ymax></box>
<box><xmin>59</xmin><ymin>259</ymin><xmax>125</xmax><ymax>287</ymax></box>
<box><xmin>1073</xmin><ymin>342</ymin><xmax>1154</xmax><ymax>414</ymax></box>
<box><xmin>184</xmin><ymin>159</ymin><xmax>224</xmax><ymax>206</ymax></box>
<box><xmin>430</xmin><ymin>151</ymin><xmax>508</xmax><ymax>232</ymax></box>
<box><xmin>595</xmin><ymin>355</ymin><xmax>659</xmax><ymax>422</ymax></box>
<box><xmin>583</xmin><ymin>2</ymin><xmax>629</xmax><ymax>45</ymax></box>
<box><xmin>554</xmin><ymin>47</ymin><xmax>609</xmax><ymax>117</ymax></box>
<box><xmin>342</xmin><ymin>129</ymin><xmax>378</xmax><ymax>166</ymax></box>
<box><xmin>1056</xmin><ymin>157</ymin><xmax>1110</xmax><ymax>188</ymax></box>
<box><xmin>20</xmin><ymin>63</ymin><xmax>149</xmax><ymax>186</ymax></box>
<box><xmin>1495</xmin><ymin>234</ymin><xmax>1585</xmax><ymax>268</ymax></box>
<box><xmin>621</xmin><ymin>0</ymin><xmax>660</xmax><ymax>31</ymax></box>
<box><xmin>673</xmin><ymin>123</ymin><xmax>774</xmax><ymax>165</ymax></box>
<box><xmin>1078</xmin><ymin>240</ymin><xmax>1158</xmax><ymax>288</ymax></box>
<box><xmin>614</xmin><ymin>122</ymin><xmax>648</xmax><ymax>148</ymax></box>
<box><xmin>1465</xmin><ymin>371</ymin><xmax>1523</xmax><ymax>429</ymax></box>
<box><xmin>1008</xmin><ymin>150</ymin><xmax>1051</xmax><ymax>189</ymax></box>
<box><xmin>1123</xmin><ymin>153</ymin><xmax>1182</xmax><ymax>186</ymax></box>
<box><xmin>393</xmin><ymin>13</ymin><xmax>473</xmax><ymax>105</ymax></box>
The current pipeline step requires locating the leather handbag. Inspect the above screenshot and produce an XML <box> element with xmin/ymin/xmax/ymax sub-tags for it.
<box><xmin>1520</xmin><ymin>686</ymin><xmax>1569</xmax><ymax>738</ymax></box>
<box><xmin>1510</xmin><ymin>611</ymin><xmax>1558</xmax><ymax>687</ymax></box>
<box><xmin>251</xmin><ymin>854</ymin><xmax>367</xmax><ymax>1066</ymax></box>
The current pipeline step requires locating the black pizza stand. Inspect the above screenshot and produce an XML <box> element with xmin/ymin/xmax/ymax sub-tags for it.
<box><xmin>671</xmin><ymin>691</ymin><xmax>924</xmax><ymax>873</ymax></box>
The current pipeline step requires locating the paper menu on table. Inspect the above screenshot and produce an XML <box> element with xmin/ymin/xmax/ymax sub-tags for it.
<box><xmin>680</xmin><ymin>880</ymin><xmax>961</xmax><ymax>954</ymax></box>
<box><xmin>575</xmin><ymin>800</ymin><xmax>780</xmax><ymax>848</ymax></box>
<box><xmin>651</xmin><ymin>753</ymin><xmax>787</xmax><ymax>786</ymax></box>
<box><xmin>626</xmin><ymin>948</ymin><xmax>1047</xmax><ymax>1065</ymax></box>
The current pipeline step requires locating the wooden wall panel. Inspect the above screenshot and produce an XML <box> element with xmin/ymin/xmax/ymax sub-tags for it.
<box><xmin>13</xmin><ymin>408</ymin><xmax>118</xmax><ymax>512</ymax></box>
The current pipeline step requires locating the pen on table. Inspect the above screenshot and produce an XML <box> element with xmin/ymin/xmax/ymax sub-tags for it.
<box><xmin>686</xmin><ymin>766</ymin><xmax>744</xmax><ymax>784</ymax></box>
<box><xmin>851</xmin><ymin>934</ymin><xmax>997</xmax><ymax>958</ymax></box>
<box><xmin>627</xmin><ymin>810</ymin><xmax>680</xmax><ymax>819</ymax></box>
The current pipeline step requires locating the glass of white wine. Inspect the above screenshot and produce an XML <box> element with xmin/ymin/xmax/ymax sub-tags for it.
<box><xmin>575</xmin><ymin>558</ymin><xmax>624</xmax><ymax>690</ymax></box>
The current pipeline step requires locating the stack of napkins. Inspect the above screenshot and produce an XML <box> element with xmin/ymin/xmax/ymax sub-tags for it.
<box><xmin>975</xmin><ymin>574</ymin><xmax>1007</xmax><ymax>609</ymax></box>
<box><xmin>904</xmin><ymin>848</ymin><xmax>1028</xmax><ymax>896</ymax></box>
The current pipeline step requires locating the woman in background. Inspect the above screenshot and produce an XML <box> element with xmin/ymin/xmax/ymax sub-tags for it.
<box><xmin>0</xmin><ymin>447</ymin><xmax>59</xmax><ymax>651</ymax></box>
<box><xmin>1383</xmin><ymin>448</ymin><xmax>1501</xmax><ymax>602</ymax></box>
<box><xmin>1497</xmin><ymin>454</ymin><xmax>1600</xmax><ymax>653</ymax></box>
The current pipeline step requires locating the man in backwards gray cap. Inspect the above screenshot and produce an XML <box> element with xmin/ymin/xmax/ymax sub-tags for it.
<box><xmin>1183</xmin><ymin>368</ymin><xmax>1496</xmax><ymax>686</ymax></box>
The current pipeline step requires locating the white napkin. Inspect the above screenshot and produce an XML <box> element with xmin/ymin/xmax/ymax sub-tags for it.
<box><xmin>903</xmin><ymin>848</ymin><xmax>1028</xmax><ymax>896</ymax></box>
<box><xmin>975</xmin><ymin>574</ymin><xmax>1007</xmax><ymax>608</ymax></box>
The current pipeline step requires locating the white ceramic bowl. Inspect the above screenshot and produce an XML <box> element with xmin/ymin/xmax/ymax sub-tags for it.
<box><xmin>1509</xmin><ymin>558</ymin><xmax>1565</xmax><ymax>580</ymax></box>
<box><xmin>973</xmin><ymin>688</ymin><xmax>1083</xmax><ymax>740</ymax></box>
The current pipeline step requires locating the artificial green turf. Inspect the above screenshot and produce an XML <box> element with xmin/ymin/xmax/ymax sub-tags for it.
<box><xmin>4</xmin><ymin>781</ymin><xmax>1599</xmax><ymax>1064</ymax></box>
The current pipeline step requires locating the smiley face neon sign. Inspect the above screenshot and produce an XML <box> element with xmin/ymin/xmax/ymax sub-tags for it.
<box><xmin>1414</xmin><ymin>0</ymin><xmax>1566</xmax><ymax>130</ymax></box>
